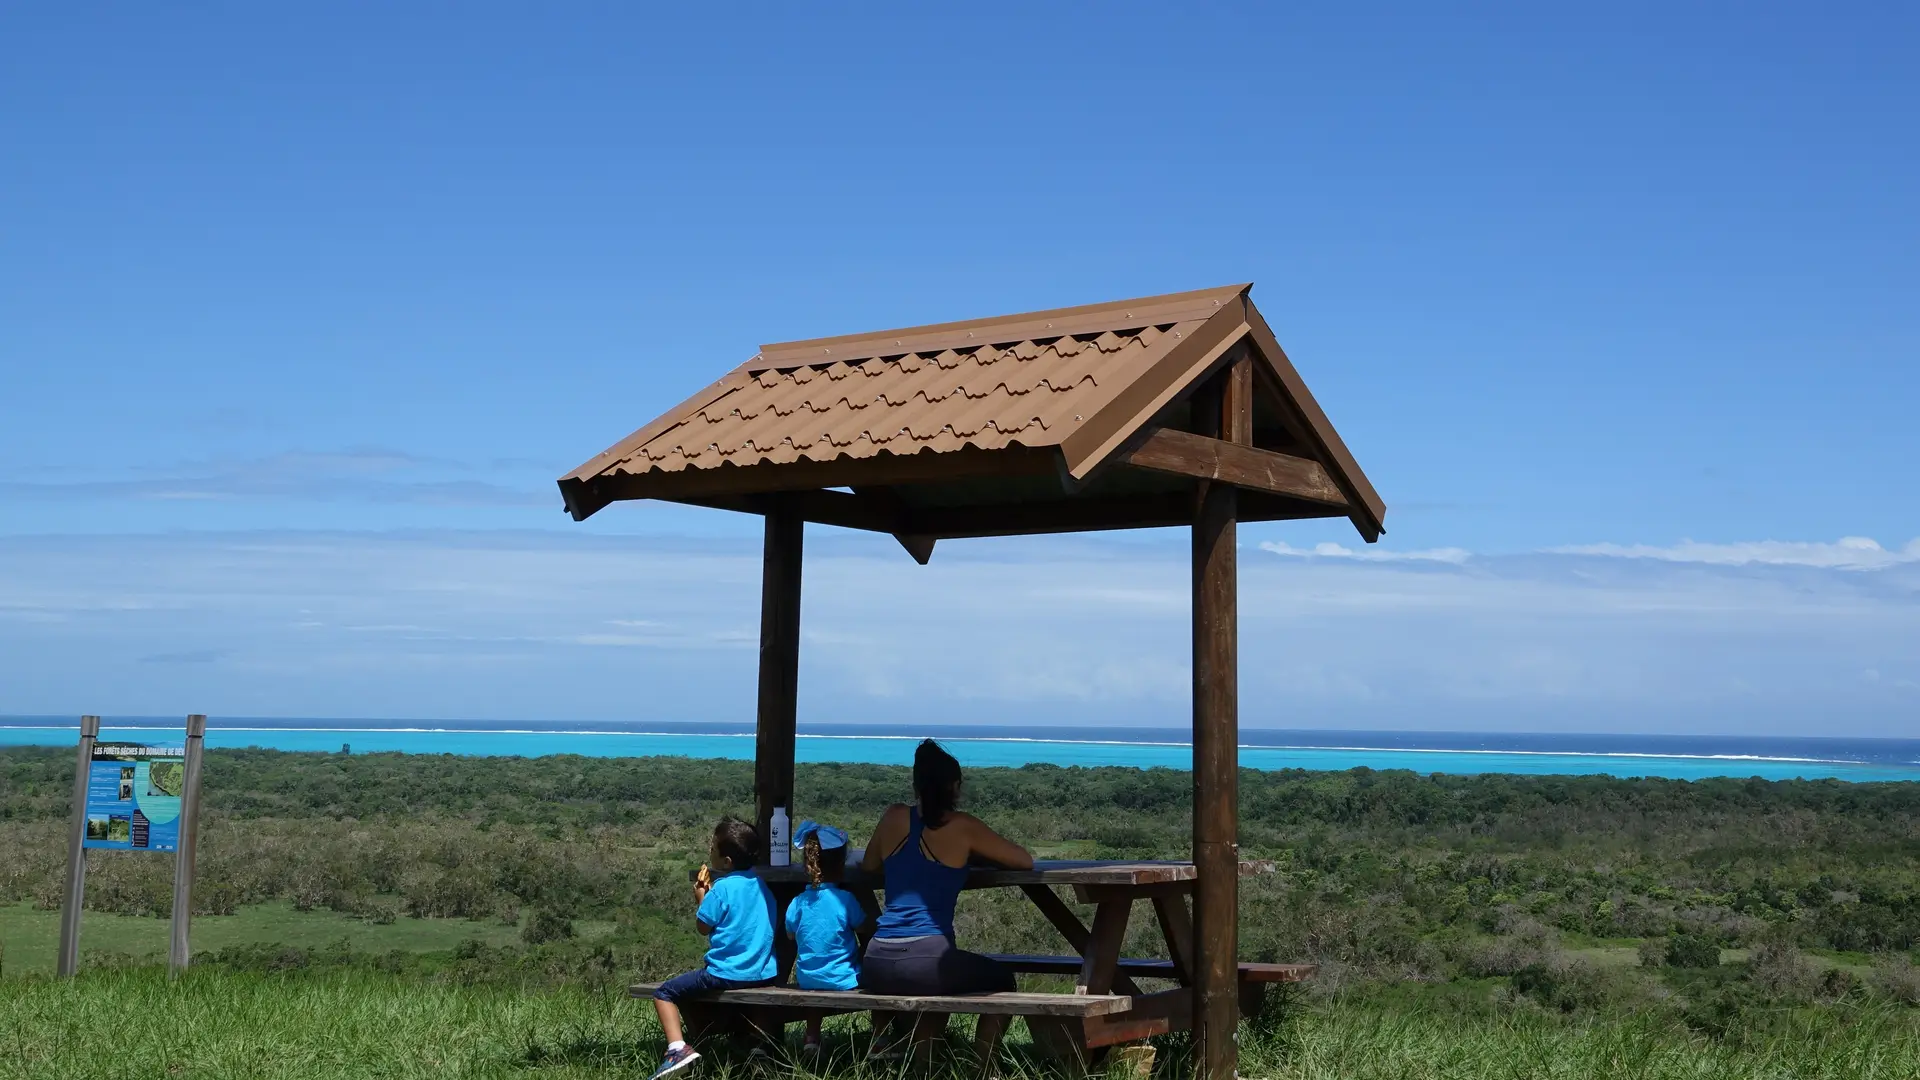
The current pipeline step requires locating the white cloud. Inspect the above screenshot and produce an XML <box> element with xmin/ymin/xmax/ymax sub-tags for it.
<box><xmin>1259</xmin><ymin>540</ymin><xmax>1472</xmax><ymax>564</ymax></box>
<box><xmin>1551</xmin><ymin>536</ymin><xmax>1920</xmax><ymax>571</ymax></box>
<box><xmin>1</xmin><ymin>529</ymin><xmax>1917</xmax><ymax>735</ymax></box>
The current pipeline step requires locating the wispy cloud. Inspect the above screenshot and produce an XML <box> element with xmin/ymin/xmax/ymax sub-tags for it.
<box><xmin>1259</xmin><ymin>540</ymin><xmax>1472</xmax><ymax>564</ymax></box>
<box><xmin>139</xmin><ymin>649</ymin><xmax>226</xmax><ymax>665</ymax></box>
<box><xmin>0</xmin><ymin>449</ymin><xmax>557</xmax><ymax>508</ymax></box>
<box><xmin>1551</xmin><ymin>536</ymin><xmax>1920</xmax><ymax>571</ymax></box>
<box><xmin>1257</xmin><ymin>535</ymin><xmax>1920</xmax><ymax>573</ymax></box>
<box><xmin>0</xmin><ymin>529</ymin><xmax>1915</xmax><ymax>735</ymax></box>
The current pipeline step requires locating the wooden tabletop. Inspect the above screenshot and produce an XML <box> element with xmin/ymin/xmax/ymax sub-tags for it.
<box><xmin>720</xmin><ymin>856</ymin><xmax>1274</xmax><ymax>889</ymax></box>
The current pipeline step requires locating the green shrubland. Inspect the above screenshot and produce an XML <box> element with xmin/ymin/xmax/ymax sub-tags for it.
<box><xmin>3</xmin><ymin>746</ymin><xmax>1919</xmax><ymax>1077</ymax></box>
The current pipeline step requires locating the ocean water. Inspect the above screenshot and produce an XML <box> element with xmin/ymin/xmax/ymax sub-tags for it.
<box><xmin>4</xmin><ymin>717</ymin><xmax>1918</xmax><ymax>782</ymax></box>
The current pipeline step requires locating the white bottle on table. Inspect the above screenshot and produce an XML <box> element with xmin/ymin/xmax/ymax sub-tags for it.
<box><xmin>769</xmin><ymin>807</ymin><xmax>790</xmax><ymax>867</ymax></box>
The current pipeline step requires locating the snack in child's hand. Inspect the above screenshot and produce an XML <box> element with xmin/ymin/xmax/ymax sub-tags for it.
<box><xmin>696</xmin><ymin>864</ymin><xmax>712</xmax><ymax>889</ymax></box>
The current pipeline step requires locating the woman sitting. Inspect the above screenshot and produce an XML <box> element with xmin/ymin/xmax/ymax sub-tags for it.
<box><xmin>859</xmin><ymin>739</ymin><xmax>1034</xmax><ymax>1052</ymax></box>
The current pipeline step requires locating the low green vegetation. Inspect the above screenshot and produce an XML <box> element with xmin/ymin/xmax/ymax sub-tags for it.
<box><xmin>4</xmin><ymin>746</ymin><xmax>1919</xmax><ymax>1077</ymax></box>
<box><xmin>0</xmin><ymin>900</ymin><xmax>530</xmax><ymax>976</ymax></box>
<box><xmin>5</xmin><ymin>967</ymin><xmax>1917</xmax><ymax>1080</ymax></box>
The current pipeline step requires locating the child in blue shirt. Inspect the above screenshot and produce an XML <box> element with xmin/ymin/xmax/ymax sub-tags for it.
<box><xmin>783</xmin><ymin>820</ymin><xmax>871</xmax><ymax>1058</ymax></box>
<box><xmin>649</xmin><ymin>815</ymin><xmax>777</xmax><ymax>1080</ymax></box>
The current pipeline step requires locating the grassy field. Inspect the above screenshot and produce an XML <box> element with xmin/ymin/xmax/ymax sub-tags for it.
<box><xmin>6</xmin><ymin>750</ymin><xmax>1918</xmax><ymax>1077</ymax></box>
<box><xmin>4</xmin><ymin>966</ymin><xmax>1917</xmax><ymax>1080</ymax></box>
<box><xmin>0</xmin><ymin>902</ymin><xmax>537</xmax><ymax>977</ymax></box>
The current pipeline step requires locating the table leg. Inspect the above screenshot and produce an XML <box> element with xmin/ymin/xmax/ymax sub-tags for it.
<box><xmin>1151</xmin><ymin>893</ymin><xmax>1197</xmax><ymax>985</ymax></box>
<box><xmin>1019</xmin><ymin>885</ymin><xmax>1144</xmax><ymax>996</ymax></box>
<box><xmin>1078</xmin><ymin>900</ymin><xmax>1131</xmax><ymax>995</ymax></box>
<box><xmin>973</xmin><ymin>1013</ymin><xmax>1009</xmax><ymax>1078</ymax></box>
<box><xmin>1020</xmin><ymin>884</ymin><xmax>1091</xmax><ymax>952</ymax></box>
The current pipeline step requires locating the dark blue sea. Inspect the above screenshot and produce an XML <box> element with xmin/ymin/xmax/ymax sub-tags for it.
<box><xmin>4</xmin><ymin>717</ymin><xmax>1918</xmax><ymax>782</ymax></box>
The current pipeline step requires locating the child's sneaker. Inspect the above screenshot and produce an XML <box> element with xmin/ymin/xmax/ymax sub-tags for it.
<box><xmin>801</xmin><ymin>1036</ymin><xmax>822</xmax><ymax>1060</ymax></box>
<box><xmin>648</xmin><ymin>1045</ymin><xmax>700</xmax><ymax>1080</ymax></box>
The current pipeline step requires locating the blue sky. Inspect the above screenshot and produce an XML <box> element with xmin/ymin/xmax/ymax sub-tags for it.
<box><xmin>2</xmin><ymin>6</ymin><xmax>1915</xmax><ymax>735</ymax></box>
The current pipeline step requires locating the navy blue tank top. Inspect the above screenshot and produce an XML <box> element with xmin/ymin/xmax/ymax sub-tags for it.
<box><xmin>873</xmin><ymin>808</ymin><xmax>969</xmax><ymax>940</ymax></box>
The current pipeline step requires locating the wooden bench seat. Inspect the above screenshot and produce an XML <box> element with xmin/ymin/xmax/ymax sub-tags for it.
<box><xmin>627</xmin><ymin>982</ymin><xmax>1132</xmax><ymax>1017</ymax></box>
<box><xmin>986</xmin><ymin>954</ymin><xmax>1317</xmax><ymax>983</ymax></box>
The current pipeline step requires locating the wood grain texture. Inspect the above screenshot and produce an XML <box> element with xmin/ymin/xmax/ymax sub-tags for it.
<box><xmin>627</xmin><ymin>984</ymin><xmax>1133</xmax><ymax>1017</ymax></box>
<box><xmin>1191</xmin><ymin>359</ymin><xmax>1244</xmax><ymax>1080</ymax></box>
<box><xmin>715</xmin><ymin>858</ymin><xmax>1274</xmax><ymax>889</ymax></box>
<box><xmin>1121</xmin><ymin>427</ymin><xmax>1348</xmax><ymax>508</ymax></box>
<box><xmin>1240</xmin><ymin>298</ymin><xmax>1387</xmax><ymax>538</ymax></box>
<box><xmin>754</xmin><ymin>508</ymin><xmax>803</xmax><ymax>865</ymax></box>
<box><xmin>1077</xmin><ymin>901</ymin><xmax>1133</xmax><ymax>995</ymax></box>
<box><xmin>1150</xmin><ymin>895</ymin><xmax>1196</xmax><ymax>985</ymax></box>
<box><xmin>986</xmin><ymin>955</ymin><xmax>1313</xmax><ymax>984</ymax></box>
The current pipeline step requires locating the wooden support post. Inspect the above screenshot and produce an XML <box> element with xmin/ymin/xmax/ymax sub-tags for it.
<box><xmin>57</xmin><ymin>715</ymin><xmax>100</xmax><ymax>978</ymax></box>
<box><xmin>754</xmin><ymin>505</ymin><xmax>804</xmax><ymax>866</ymax></box>
<box><xmin>1192</xmin><ymin>356</ymin><xmax>1248</xmax><ymax>1079</ymax></box>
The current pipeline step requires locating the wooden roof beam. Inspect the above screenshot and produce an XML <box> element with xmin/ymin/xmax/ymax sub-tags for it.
<box><xmin>674</xmin><ymin>488</ymin><xmax>934</xmax><ymax>563</ymax></box>
<box><xmin>572</xmin><ymin>446</ymin><xmax>1058</xmax><ymax>513</ymax></box>
<box><xmin>674</xmin><ymin>485</ymin><xmax>1345</xmax><ymax>543</ymax></box>
<box><xmin>1119</xmin><ymin>427</ymin><xmax>1349</xmax><ymax>509</ymax></box>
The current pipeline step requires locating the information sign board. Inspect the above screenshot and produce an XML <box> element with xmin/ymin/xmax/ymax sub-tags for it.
<box><xmin>81</xmin><ymin>743</ymin><xmax>187</xmax><ymax>852</ymax></box>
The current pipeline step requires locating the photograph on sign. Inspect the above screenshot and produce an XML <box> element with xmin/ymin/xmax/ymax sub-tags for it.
<box><xmin>82</xmin><ymin>744</ymin><xmax>186</xmax><ymax>851</ymax></box>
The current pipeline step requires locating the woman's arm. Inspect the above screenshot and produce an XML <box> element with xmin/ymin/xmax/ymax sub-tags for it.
<box><xmin>862</xmin><ymin>803</ymin><xmax>909</xmax><ymax>874</ymax></box>
<box><xmin>961</xmin><ymin>814</ymin><xmax>1035</xmax><ymax>870</ymax></box>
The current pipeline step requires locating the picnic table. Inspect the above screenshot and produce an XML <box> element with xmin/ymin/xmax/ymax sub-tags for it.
<box><xmin>643</xmin><ymin>856</ymin><xmax>1311</xmax><ymax>1070</ymax></box>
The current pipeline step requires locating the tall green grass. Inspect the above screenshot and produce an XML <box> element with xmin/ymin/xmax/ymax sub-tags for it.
<box><xmin>1247</xmin><ymin>1001</ymin><xmax>1919</xmax><ymax>1080</ymax></box>
<box><xmin>4</xmin><ymin>968</ymin><xmax>1915</xmax><ymax>1080</ymax></box>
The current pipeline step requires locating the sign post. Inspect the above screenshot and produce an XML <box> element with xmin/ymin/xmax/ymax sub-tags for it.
<box><xmin>169</xmin><ymin>714</ymin><xmax>207</xmax><ymax>977</ymax></box>
<box><xmin>58</xmin><ymin>715</ymin><xmax>205</xmax><ymax>978</ymax></box>
<box><xmin>56</xmin><ymin>715</ymin><xmax>101</xmax><ymax>978</ymax></box>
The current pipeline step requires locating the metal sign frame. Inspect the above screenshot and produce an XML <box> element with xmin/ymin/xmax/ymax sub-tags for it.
<box><xmin>57</xmin><ymin>714</ymin><xmax>207</xmax><ymax>978</ymax></box>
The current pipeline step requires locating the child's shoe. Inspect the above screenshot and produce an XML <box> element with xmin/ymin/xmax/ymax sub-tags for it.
<box><xmin>648</xmin><ymin>1044</ymin><xmax>700</xmax><ymax>1080</ymax></box>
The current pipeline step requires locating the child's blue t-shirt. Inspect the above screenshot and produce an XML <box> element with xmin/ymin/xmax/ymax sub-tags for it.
<box><xmin>783</xmin><ymin>883</ymin><xmax>866</xmax><ymax>991</ymax></box>
<box><xmin>697</xmin><ymin>870</ymin><xmax>777</xmax><ymax>982</ymax></box>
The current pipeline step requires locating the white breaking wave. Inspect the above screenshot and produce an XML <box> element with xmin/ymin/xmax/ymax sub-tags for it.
<box><xmin>0</xmin><ymin>725</ymin><xmax>1877</xmax><ymax>766</ymax></box>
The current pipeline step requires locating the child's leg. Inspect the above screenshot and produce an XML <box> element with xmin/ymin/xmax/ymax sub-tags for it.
<box><xmin>652</xmin><ymin>971</ymin><xmax>719</xmax><ymax>1048</ymax></box>
<box><xmin>804</xmin><ymin>1011</ymin><xmax>823</xmax><ymax>1042</ymax></box>
<box><xmin>653</xmin><ymin>998</ymin><xmax>686</xmax><ymax>1047</ymax></box>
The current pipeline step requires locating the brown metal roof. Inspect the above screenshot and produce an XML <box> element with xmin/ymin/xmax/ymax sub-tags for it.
<box><xmin>560</xmin><ymin>284</ymin><xmax>1385</xmax><ymax>545</ymax></box>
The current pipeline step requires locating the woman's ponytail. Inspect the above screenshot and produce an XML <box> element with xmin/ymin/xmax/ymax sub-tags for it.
<box><xmin>913</xmin><ymin>739</ymin><xmax>963</xmax><ymax>828</ymax></box>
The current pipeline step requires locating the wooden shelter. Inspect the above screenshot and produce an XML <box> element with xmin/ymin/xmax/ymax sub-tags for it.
<box><xmin>560</xmin><ymin>284</ymin><xmax>1383</xmax><ymax>1078</ymax></box>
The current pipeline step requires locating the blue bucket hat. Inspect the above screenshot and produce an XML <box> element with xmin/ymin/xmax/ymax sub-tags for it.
<box><xmin>791</xmin><ymin>820</ymin><xmax>848</xmax><ymax>851</ymax></box>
